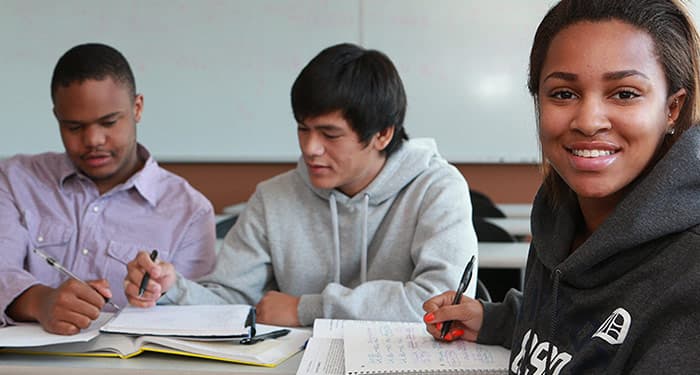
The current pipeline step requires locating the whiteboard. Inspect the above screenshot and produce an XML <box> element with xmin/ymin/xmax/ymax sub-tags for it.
<box><xmin>0</xmin><ymin>0</ymin><xmax>642</xmax><ymax>163</ymax></box>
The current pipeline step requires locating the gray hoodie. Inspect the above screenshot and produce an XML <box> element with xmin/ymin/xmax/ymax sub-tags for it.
<box><xmin>478</xmin><ymin>126</ymin><xmax>700</xmax><ymax>374</ymax></box>
<box><xmin>163</xmin><ymin>138</ymin><xmax>478</xmax><ymax>325</ymax></box>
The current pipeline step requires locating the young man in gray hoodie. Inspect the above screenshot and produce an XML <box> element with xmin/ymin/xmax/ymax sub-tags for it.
<box><xmin>125</xmin><ymin>43</ymin><xmax>478</xmax><ymax>327</ymax></box>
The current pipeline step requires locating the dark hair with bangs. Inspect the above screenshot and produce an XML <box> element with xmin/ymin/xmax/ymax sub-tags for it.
<box><xmin>291</xmin><ymin>43</ymin><xmax>408</xmax><ymax>156</ymax></box>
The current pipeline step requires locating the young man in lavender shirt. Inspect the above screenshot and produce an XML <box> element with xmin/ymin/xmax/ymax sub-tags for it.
<box><xmin>0</xmin><ymin>43</ymin><xmax>216</xmax><ymax>335</ymax></box>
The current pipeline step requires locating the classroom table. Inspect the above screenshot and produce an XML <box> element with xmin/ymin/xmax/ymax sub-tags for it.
<box><xmin>496</xmin><ymin>203</ymin><xmax>532</xmax><ymax>218</ymax></box>
<box><xmin>484</xmin><ymin>217</ymin><xmax>531</xmax><ymax>238</ymax></box>
<box><xmin>0</xmin><ymin>349</ymin><xmax>304</xmax><ymax>375</ymax></box>
<box><xmin>477</xmin><ymin>242</ymin><xmax>529</xmax><ymax>269</ymax></box>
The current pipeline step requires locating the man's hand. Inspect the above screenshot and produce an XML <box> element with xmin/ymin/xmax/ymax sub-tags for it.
<box><xmin>7</xmin><ymin>279</ymin><xmax>111</xmax><ymax>335</ymax></box>
<box><xmin>255</xmin><ymin>291</ymin><xmax>301</xmax><ymax>326</ymax></box>
<box><xmin>124</xmin><ymin>251</ymin><xmax>176</xmax><ymax>307</ymax></box>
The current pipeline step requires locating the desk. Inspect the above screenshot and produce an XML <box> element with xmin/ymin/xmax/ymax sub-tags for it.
<box><xmin>215</xmin><ymin>214</ymin><xmax>232</xmax><ymax>223</ymax></box>
<box><xmin>478</xmin><ymin>242</ymin><xmax>529</xmax><ymax>269</ymax></box>
<box><xmin>484</xmin><ymin>217</ymin><xmax>531</xmax><ymax>237</ymax></box>
<box><xmin>496</xmin><ymin>203</ymin><xmax>531</xmax><ymax>218</ymax></box>
<box><xmin>0</xmin><ymin>350</ymin><xmax>303</xmax><ymax>375</ymax></box>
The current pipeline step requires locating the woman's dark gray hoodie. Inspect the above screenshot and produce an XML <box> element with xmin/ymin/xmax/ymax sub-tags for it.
<box><xmin>478</xmin><ymin>126</ymin><xmax>700</xmax><ymax>374</ymax></box>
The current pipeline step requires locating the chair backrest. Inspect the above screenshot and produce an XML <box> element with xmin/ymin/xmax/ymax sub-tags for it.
<box><xmin>473</xmin><ymin>217</ymin><xmax>519</xmax><ymax>302</ymax></box>
<box><xmin>472</xmin><ymin>217</ymin><xmax>516</xmax><ymax>243</ymax></box>
<box><xmin>476</xmin><ymin>279</ymin><xmax>492</xmax><ymax>302</ymax></box>
<box><xmin>470</xmin><ymin>190</ymin><xmax>506</xmax><ymax>218</ymax></box>
<box><xmin>215</xmin><ymin>215</ymin><xmax>238</xmax><ymax>239</ymax></box>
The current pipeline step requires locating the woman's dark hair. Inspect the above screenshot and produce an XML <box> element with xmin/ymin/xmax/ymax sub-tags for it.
<box><xmin>528</xmin><ymin>0</ymin><xmax>700</xmax><ymax>204</ymax></box>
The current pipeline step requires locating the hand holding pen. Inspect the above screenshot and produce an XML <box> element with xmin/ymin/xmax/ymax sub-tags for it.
<box><xmin>125</xmin><ymin>249</ymin><xmax>177</xmax><ymax>308</ymax></box>
<box><xmin>440</xmin><ymin>255</ymin><xmax>475</xmax><ymax>339</ymax></box>
<box><xmin>139</xmin><ymin>250</ymin><xmax>159</xmax><ymax>297</ymax></box>
<box><xmin>9</xmin><ymin>248</ymin><xmax>118</xmax><ymax>335</ymax></box>
<box><xmin>33</xmin><ymin>248</ymin><xmax>120</xmax><ymax>310</ymax></box>
<box><xmin>422</xmin><ymin>255</ymin><xmax>483</xmax><ymax>342</ymax></box>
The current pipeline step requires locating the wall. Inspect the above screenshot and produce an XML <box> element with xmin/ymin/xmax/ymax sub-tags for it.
<box><xmin>2</xmin><ymin>0</ymin><xmax>554</xmax><ymax>163</ymax></box>
<box><xmin>161</xmin><ymin>162</ymin><xmax>543</xmax><ymax>214</ymax></box>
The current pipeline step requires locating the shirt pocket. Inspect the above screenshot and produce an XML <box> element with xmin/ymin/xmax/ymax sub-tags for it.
<box><xmin>28</xmin><ymin>217</ymin><xmax>73</xmax><ymax>251</ymax></box>
<box><xmin>26</xmin><ymin>217</ymin><xmax>74</xmax><ymax>286</ymax></box>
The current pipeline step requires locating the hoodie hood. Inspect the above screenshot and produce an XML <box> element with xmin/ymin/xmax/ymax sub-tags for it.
<box><xmin>295</xmin><ymin>138</ymin><xmax>446</xmax><ymax>285</ymax></box>
<box><xmin>531</xmin><ymin>125</ymin><xmax>700</xmax><ymax>288</ymax></box>
<box><xmin>296</xmin><ymin>138</ymin><xmax>442</xmax><ymax>205</ymax></box>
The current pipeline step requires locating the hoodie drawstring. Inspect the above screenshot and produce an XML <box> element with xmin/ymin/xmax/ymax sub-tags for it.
<box><xmin>360</xmin><ymin>193</ymin><xmax>369</xmax><ymax>283</ymax></box>
<box><xmin>516</xmin><ymin>268</ymin><xmax>562</xmax><ymax>375</ymax></box>
<box><xmin>329</xmin><ymin>194</ymin><xmax>341</xmax><ymax>284</ymax></box>
<box><xmin>545</xmin><ymin>269</ymin><xmax>562</xmax><ymax>375</ymax></box>
<box><xmin>328</xmin><ymin>193</ymin><xmax>370</xmax><ymax>285</ymax></box>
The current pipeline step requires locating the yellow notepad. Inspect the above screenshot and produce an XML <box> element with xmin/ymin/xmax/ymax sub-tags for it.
<box><xmin>3</xmin><ymin>329</ymin><xmax>310</xmax><ymax>367</ymax></box>
<box><xmin>0</xmin><ymin>305</ymin><xmax>310</xmax><ymax>367</ymax></box>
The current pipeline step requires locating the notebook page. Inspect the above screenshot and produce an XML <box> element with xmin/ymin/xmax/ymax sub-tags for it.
<box><xmin>100</xmin><ymin>305</ymin><xmax>251</xmax><ymax>337</ymax></box>
<box><xmin>0</xmin><ymin>312</ymin><xmax>111</xmax><ymax>347</ymax></box>
<box><xmin>343</xmin><ymin>321</ymin><xmax>510</xmax><ymax>374</ymax></box>
<box><xmin>296</xmin><ymin>337</ymin><xmax>345</xmax><ymax>375</ymax></box>
<box><xmin>139</xmin><ymin>327</ymin><xmax>310</xmax><ymax>365</ymax></box>
<box><xmin>312</xmin><ymin>319</ymin><xmax>350</xmax><ymax>339</ymax></box>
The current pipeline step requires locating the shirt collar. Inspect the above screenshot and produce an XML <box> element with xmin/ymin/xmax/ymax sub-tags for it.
<box><xmin>58</xmin><ymin>143</ymin><xmax>162</xmax><ymax>207</ymax></box>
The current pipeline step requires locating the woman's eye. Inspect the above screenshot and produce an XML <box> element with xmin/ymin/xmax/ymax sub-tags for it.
<box><xmin>614</xmin><ymin>90</ymin><xmax>640</xmax><ymax>100</ymax></box>
<box><xmin>550</xmin><ymin>90</ymin><xmax>576</xmax><ymax>100</ymax></box>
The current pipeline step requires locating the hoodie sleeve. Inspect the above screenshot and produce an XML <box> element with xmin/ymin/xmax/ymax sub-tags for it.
<box><xmin>477</xmin><ymin>289</ymin><xmax>523</xmax><ymax>348</ymax></box>
<box><xmin>298</xmin><ymin>169</ymin><xmax>478</xmax><ymax>325</ymax></box>
<box><xmin>163</xmin><ymin>190</ymin><xmax>273</xmax><ymax>306</ymax></box>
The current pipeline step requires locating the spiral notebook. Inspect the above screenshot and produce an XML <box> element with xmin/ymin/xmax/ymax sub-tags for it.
<box><xmin>342</xmin><ymin>320</ymin><xmax>509</xmax><ymax>375</ymax></box>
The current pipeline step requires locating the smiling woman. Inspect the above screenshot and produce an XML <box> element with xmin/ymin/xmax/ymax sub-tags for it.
<box><xmin>421</xmin><ymin>0</ymin><xmax>700</xmax><ymax>373</ymax></box>
<box><xmin>536</xmin><ymin>19</ymin><xmax>685</xmax><ymax>233</ymax></box>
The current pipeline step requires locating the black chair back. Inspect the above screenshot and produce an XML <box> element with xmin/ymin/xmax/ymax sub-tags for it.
<box><xmin>215</xmin><ymin>215</ymin><xmax>238</xmax><ymax>239</ymax></box>
<box><xmin>470</xmin><ymin>190</ymin><xmax>506</xmax><ymax>218</ymax></box>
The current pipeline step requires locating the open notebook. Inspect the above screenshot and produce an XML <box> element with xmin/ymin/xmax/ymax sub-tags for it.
<box><xmin>297</xmin><ymin>319</ymin><xmax>509</xmax><ymax>375</ymax></box>
<box><xmin>0</xmin><ymin>305</ymin><xmax>310</xmax><ymax>367</ymax></box>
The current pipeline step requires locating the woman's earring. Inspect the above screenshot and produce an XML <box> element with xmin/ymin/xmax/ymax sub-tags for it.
<box><xmin>667</xmin><ymin>127</ymin><xmax>676</xmax><ymax>135</ymax></box>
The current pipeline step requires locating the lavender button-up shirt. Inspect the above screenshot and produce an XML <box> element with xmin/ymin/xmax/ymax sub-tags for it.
<box><xmin>0</xmin><ymin>145</ymin><xmax>216</xmax><ymax>325</ymax></box>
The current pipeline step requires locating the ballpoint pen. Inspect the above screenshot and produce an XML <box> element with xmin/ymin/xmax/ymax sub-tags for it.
<box><xmin>32</xmin><ymin>248</ymin><xmax>120</xmax><ymax>310</ymax></box>
<box><xmin>138</xmin><ymin>249</ymin><xmax>159</xmax><ymax>297</ymax></box>
<box><xmin>440</xmin><ymin>255</ymin><xmax>475</xmax><ymax>339</ymax></box>
<box><xmin>239</xmin><ymin>329</ymin><xmax>291</xmax><ymax>345</ymax></box>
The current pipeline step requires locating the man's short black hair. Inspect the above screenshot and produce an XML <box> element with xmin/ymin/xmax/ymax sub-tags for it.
<box><xmin>50</xmin><ymin>43</ymin><xmax>136</xmax><ymax>102</ymax></box>
<box><xmin>291</xmin><ymin>43</ymin><xmax>408</xmax><ymax>156</ymax></box>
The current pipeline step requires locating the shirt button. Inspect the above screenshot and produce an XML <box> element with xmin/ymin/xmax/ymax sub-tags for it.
<box><xmin>82</xmin><ymin>248</ymin><xmax>89</xmax><ymax>255</ymax></box>
<box><xmin>93</xmin><ymin>206</ymin><xmax>100</xmax><ymax>212</ymax></box>
<box><xmin>37</xmin><ymin>236</ymin><xmax>44</xmax><ymax>243</ymax></box>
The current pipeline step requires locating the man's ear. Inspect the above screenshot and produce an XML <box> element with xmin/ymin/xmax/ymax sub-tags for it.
<box><xmin>133</xmin><ymin>94</ymin><xmax>144</xmax><ymax>123</ymax></box>
<box><xmin>373</xmin><ymin>126</ymin><xmax>395</xmax><ymax>152</ymax></box>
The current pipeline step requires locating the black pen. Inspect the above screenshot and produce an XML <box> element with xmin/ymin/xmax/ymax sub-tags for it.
<box><xmin>240</xmin><ymin>329</ymin><xmax>291</xmax><ymax>345</ymax></box>
<box><xmin>440</xmin><ymin>255</ymin><xmax>475</xmax><ymax>339</ymax></box>
<box><xmin>138</xmin><ymin>249</ymin><xmax>158</xmax><ymax>297</ymax></box>
<box><xmin>32</xmin><ymin>248</ymin><xmax>120</xmax><ymax>310</ymax></box>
